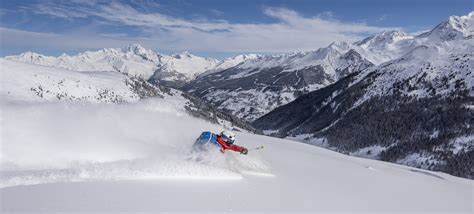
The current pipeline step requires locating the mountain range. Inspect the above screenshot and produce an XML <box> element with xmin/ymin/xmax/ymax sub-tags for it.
<box><xmin>5</xmin><ymin>44</ymin><xmax>259</xmax><ymax>88</ymax></box>
<box><xmin>254</xmin><ymin>12</ymin><xmax>473</xmax><ymax>178</ymax></box>
<box><xmin>184</xmin><ymin>12</ymin><xmax>473</xmax><ymax>122</ymax></box>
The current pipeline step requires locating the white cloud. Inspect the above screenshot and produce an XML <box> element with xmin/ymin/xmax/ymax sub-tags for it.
<box><xmin>6</xmin><ymin>2</ymin><xmax>399</xmax><ymax>54</ymax></box>
<box><xmin>98</xmin><ymin>33</ymin><xmax>129</xmax><ymax>38</ymax></box>
<box><xmin>0</xmin><ymin>27</ymin><xmax>139</xmax><ymax>51</ymax></box>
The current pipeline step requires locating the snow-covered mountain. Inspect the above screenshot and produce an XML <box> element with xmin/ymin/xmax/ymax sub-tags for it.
<box><xmin>182</xmin><ymin>35</ymin><xmax>407</xmax><ymax>122</ymax></box>
<box><xmin>418</xmin><ymin>11</ymin><xmax>474</xmax><ymax>41</ymax></box>
<box><xmin>6</xmin><ymin>44</ymin><xmax>160</xmax><ymax>79</ymax></box>
<box><xmin>184</xmin><ymin>42</ymin><xmax>374</xmax><ymax>121</ymax></box>
<box><xmin>353</xmin><ymin>30</ymin><xmax>416</xmax><ymax>64</ymax></box>
<box><xmin>254</xmin><ymin>13</ymin><xmax>474</xmax><ymax>179</ymax></box>
<box><xmin>0</xmin><ymin>58</ymin><xmax>258</xmax><ymax>132</ymax></box>
<box><xmin>5</xmin><ymin>45</ymin><xmax>264</xmax><ymax>88</ymax></box>
<box><xmin>198</xmin><ymin>54</ymin><xmax>261</xmax><ymax>77</ymax></box>
<box><xmin>183</xmin><ymin>12</ymin><xmax>474</xmax><ymax>123</ymax></box>
<box><xmin>148</xmin><ymin>51</ymin><xmax>220</xmax><ymax>87</ymax></box>
<box><xmin>5</xmin><ymin>44</ymin><xmax>220</xmax><ymax>87</ymax></box>
<box><xmin>1</xmin><ymin>86</ymin><xmax>471</xmax><ymax>212</ymax></box>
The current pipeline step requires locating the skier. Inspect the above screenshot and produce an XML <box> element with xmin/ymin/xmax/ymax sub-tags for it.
<box><xmin>193</xmin><ymin>130</ymin><xmax>248</xmax><ymax>155</ymax></box>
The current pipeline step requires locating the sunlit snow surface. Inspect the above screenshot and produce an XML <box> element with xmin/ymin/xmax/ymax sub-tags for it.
<box><xmin>0</xmin><ymin>60</ymin><xmax>472</xmax><ymax>213</ymax></box>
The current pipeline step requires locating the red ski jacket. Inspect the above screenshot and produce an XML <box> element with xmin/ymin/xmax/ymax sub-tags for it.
<box><xmin>216</xmin><ymin>135</ymin><xmax>245</xmax><ymax>153</ymax></box>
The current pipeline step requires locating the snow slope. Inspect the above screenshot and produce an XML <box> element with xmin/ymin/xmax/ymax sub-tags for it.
<box><xmin>0</xmin><ymin>58</ymin><xmax>257</xmax><ymax>133</ymax></box>
<box><xmin>0</xmin><ymin>97</ymin><xmax>472</xmax><ymax>213</ymax></box>
<box><xmin>0</xmin><ymin>58</ymin><xmax>146</xmax><ymax>103</ymax></box>
<box><xmin>0</xmin><ymin>59</ymin><xmax>471</xmax><ymax>212</ymax></box>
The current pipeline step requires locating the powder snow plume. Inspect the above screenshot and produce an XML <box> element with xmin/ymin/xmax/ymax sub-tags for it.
<box><xmin>0</xmin><ymin>99</ymin><xmax>270</xmax><ymax>187</ymax></box>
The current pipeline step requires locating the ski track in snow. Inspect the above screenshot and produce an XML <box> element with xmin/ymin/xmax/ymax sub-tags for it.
<box><xmin>0</xmin><ymin>153</ymin><xmax>273</xmax><ymax>188</ymax></box>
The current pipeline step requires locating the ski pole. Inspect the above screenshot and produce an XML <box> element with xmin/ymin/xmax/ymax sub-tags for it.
<box><xmin>249</xmin><ymin>145</ymin><xmax>264</xmax><ymax>151</ymax></box>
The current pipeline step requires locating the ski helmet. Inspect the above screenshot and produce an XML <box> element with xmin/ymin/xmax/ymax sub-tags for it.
<box><xmin>220</xmin><ymin>130</ymin><xmax>236</xmax><ymax>144</ymax></box>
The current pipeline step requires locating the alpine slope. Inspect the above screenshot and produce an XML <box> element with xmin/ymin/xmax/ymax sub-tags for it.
<box><xmin>0</xmin><ymin>61</ymin><xmax>471</xmax><ymax>213</ymax></box>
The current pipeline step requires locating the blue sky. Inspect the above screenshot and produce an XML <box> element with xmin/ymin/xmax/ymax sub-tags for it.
<box><xmin>0</xmin><ymin>0</ymin><xmax>472</xmax><ymax>59</ymax></box>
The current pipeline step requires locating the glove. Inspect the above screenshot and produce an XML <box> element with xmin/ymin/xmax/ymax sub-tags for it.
<box><xmin>240</xmin><ymin>148</ymin><xmax>248</xmax><ymax>155</ymax></box>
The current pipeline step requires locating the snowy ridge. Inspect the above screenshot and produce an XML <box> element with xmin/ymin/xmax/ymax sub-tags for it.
<box><xmin>418</xmin><ymin>11</ymin><xmax>474</xmax><ymax>41</ymax></box>
<box><xmin>236</xmin><ymin>41</ymin><xmax>353</xmax><ymax>76</ymax></box>
<box><xmin>155</xmin><ymin>51</ymin><xmax>219</xmax><ymax>83</ymax></box>
<box><xmin>5</xmin><ymin>44</ymin><xmax>220</xmax><ymax>86</ymax></box>
<box><xmin>198</xmin><ymin>54</ymin><xmax>261</xmax><ymax>77</ymax></box>
<box><xmin>353</xmin><ymin>30</ymin><xmax>416</xmax><ymax>65</ymax></box>
<box><xmin>353</xmin><ymin>38</ymin><xmax>473</xmax><ymax>107</ymax></box>
<box><xmin>6</xmin><ymin>44</ymin><xmax>160</xmax><ymax>79</ymax></box>
<box><xmin>0</xmin><ymin>58</ymin><xmax>147</xmax><ymax>103</ymax></box>
<box><xmin>5</xmin><ymin>45</ymin><xmax>264</xmax><ymax>88</ymax></box>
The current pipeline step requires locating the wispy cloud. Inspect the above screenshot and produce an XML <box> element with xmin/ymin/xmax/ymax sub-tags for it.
<box><xmin>7</xmin><ymin>1</ymin><xmax>398</xmax><ymax>54</ymax></box>
<box><xmin>209</xmin><ymin>9</ymin><xmax>224</xmax><ymax>16</ymax></box>
<box><xmin>130</xmin><ymin>0</ymin><xmax>161</xmax><ymax>11</ymax></box>
<box><xmin>98</xmin><ymin>33</ymin><xmax>129</xmax><ymax>38</ymax></box>
<box><xmin>28</xmin><ymin>1</ymin><xmax>92</xmax><ymax>19</ymax></box>
<box><xmin>376</xmin><ymin>14</ymin><xmax>387</xmax><ymax>22</ymax></box>
<box><xmin>0</xmin><ymin>27</ymin><xmax>139</xmax><ymax>50</ymax></box>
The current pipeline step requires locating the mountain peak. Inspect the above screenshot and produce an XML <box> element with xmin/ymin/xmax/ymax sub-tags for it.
<box><xmin>355</xmin><ymin>30</ymin><xmax>411</xmax><ymax>47</ymax></box>
<box><xmin>384</xmin><ymin>30</ymin><xmax>408</xmax><ymax>37</ymax></box>
<box><xmin>172</xmin><ymin>50</ymin><xmax>191</xmax><ymax>56</ymax></box>
<box><xmin>14</xmin><ymin>51</ymin><xmax>49</xmax><ymax>61</ymax></box>
<box><xmin>372</xmin><ymin>30</ymin><xmax>411</xmax><ymax>41</ymax></box>
<box><xmin>20</xmin><ymin>51</ymin><xmax>42</xmax><ymax>57</ymax></box>
<box><xmin>447</xmin><ymin>12</ymin><xmax>473</xmax><ymax>32</ymax></box>
<box><xmin>180</xmin><ymin>50</ymin><xmax>191</xmax><ymax>55</ymax></box>
<box><xmin>235</xmin><ymin>53</ymin><xmax>261</xmax><ymax>61</ymax></box>
<box><xmin>420</xmin><ymin>12</ymin><xmax>473</xmax><ymax>40</ymax></box>
<box><xmin>328</xmin><ymin>41</ymin><xmax>351</xmax><ymax>52</ymax></box>
<box><xmin>125</xmin><ymin>43</ymin><xmax>150</xmax><ymax>54</ymax></box>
